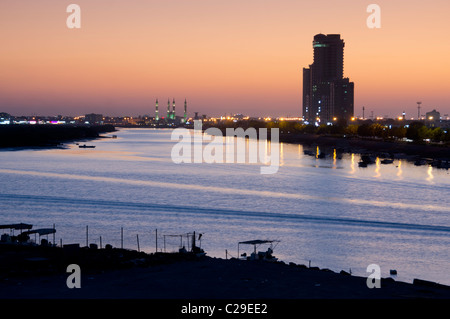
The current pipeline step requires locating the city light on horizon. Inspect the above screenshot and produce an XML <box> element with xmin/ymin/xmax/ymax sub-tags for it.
<box><xmin>0</xmin><ymin>0</ymin><xmax>449</xmax><ymax>118</ymax></box>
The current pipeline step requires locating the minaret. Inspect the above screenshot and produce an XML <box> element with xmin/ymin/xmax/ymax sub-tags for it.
<box><xmin>172</xmin><ymin>99</ymin><xmax>176</xmax><ymax>120</ymax></box>
<box><xmin>155</xmin><ymin>99</ymin><xmax>159</xmax><ymax>121</ymax></box>
<box><xmin>183</xmin><ymin>98</ymin><xmax>187</xmax><ymax>123</ymax></box>
<box><xmin>167</xmin><ymin>98</ymin><xmax>170</xmax><ymax>120</ymax></box>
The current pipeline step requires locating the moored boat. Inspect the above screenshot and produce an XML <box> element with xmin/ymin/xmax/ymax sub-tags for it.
<box><xmin>238</xmin><ymin>239</ymin><xmax>280</xmax><ymax>262</ymax></box>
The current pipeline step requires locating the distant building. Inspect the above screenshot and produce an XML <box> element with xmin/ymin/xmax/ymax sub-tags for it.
<box><xmin>0</xmin><ymin>112</ymin><xmax>11</xmax><ymax>125</ymax></box>
<box><xmin>183</xmin><ymin>99</ymin><xmax>187</xmax><ymax>123</ymax></box>
<box><xmin>302</xmin><ymin>34</ymin><xmax>354</xmax><ymax>123</ymax></box>
<box><xmin>426</xmin><ymin>109</ymin><xmax>440</xmax><ymax>121</ymax></box>
<box><xmin>426</xmin><ymin>109</ymin><xmax>441</xmax><ymax>128</ymax></box>
<box><xmin>171</xmin><ymin>99</ymin><xmax>176</xmax><ymax>120</ymax></box>
<box><xmin>85</xmin><ymin>113</ymin><xmax>103</xmax><ymax>125</ymax></box>
<box><xmin>167</xmin><ymin>99</ymin><xmax>171</xmax><ymax>121</ymax></box>
<box><xmin>155</xmin><ymin>99</ymin><xmax>159</xmax><ymax>121</ymax></box>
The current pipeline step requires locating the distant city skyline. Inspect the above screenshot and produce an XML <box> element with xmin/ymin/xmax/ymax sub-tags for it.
<box><xmin>1</xmin><ymin>1</ymin><xmax>449</xmax><ymax>118</ymax></box>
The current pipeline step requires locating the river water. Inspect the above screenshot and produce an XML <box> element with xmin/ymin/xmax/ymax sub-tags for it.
<box><xmin>0</xmin><ymin>128</ymin><xmax>449</xmax><ymax>286</ymax></box>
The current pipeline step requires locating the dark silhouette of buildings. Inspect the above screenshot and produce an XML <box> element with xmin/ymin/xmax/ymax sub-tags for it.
<box><xmin>303</xmin><ymin>34</ymin><xmax>354</xmax><ymax>124</ymax></box>
<box><xmin>85</xmin><ymin>113</ymin><xmax>103</xmax><ymax>125</ymax></box>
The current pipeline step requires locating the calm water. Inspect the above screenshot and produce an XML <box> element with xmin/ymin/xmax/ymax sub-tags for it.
<box><xmin>1</xmin><ymin>128</ymin><xmax>449</xmax><ymax>286</ymax></box>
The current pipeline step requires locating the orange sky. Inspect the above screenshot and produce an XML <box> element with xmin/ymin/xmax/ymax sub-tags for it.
<box><xmin>1</xmin><ymin>0</ymin><xmax>449</xmax><ymax>118</ymax></box>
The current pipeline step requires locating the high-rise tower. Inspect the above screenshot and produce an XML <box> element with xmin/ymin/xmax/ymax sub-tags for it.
<box><xmin>303</xmin><ymin>34</ymin><xmax>354</xmax><ymax>123</ymax></box>
<box><xmin>155</xmin><ymin>98</ymin><xmax>159</xmax><ymax>121</ymax></box>
<box><xmin>171</xmin><ymin>99</ymin><xmax>176</xmax><ymax>120</ymax></box>
<box><xmin>183</xmin><ymin>99</ymin><xmax>187</xmax><ymax>123</ymax></box>
<box><xmin>167</xmin><ymin>98</ymin><xmax>171</xmax><ymax>120</ymax></box>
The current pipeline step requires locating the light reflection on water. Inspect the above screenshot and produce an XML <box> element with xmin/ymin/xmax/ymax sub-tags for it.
<box><xmin>397</xmin><ymin>160</ymin><xmax>403</xmax><ymax>179</ymax></box>
<box><xmin>0</xmin><ymin>128</ymin><xmax>449</xmax><ymax>285</ymax></box>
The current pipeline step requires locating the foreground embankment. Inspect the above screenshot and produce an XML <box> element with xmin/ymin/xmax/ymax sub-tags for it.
<box><xmin>0</xmin><ymin>243</ymin><xmax>449</xmax><ymax>300</ymax></box>
<box><xmin>0</xmin><ymin>124</ymin><xmax>116</xmax><ymax>148</ymax></box>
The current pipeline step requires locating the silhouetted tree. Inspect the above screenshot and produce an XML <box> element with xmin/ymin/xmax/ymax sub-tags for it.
<box><xmin>357</xmin><ymin>124</ymin><xmax>372</xmax><ymax>137</ymax></box>
<box><xmin>406</xmin><ymin>122</ymin><xmax>425</xmax><ymax>141</ymax></box>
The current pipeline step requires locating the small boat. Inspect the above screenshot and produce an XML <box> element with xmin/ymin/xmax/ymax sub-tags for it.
<box><xmin>380</xmin><ymin>159</ymin><xmax>394</xmax><ymax>164</ymax></box>
<box><xmin>414</xmin><ymin>159</ymin><xmax>427</xmax><ymax>166</ymax></box>
<box><xmin>358</xmin><ymin>161</ymin><xmax>368</xmax><ymax>167</ymax></box>
<box><xmin>79</xmin><ymin>144</ymin><xmax>96</xmax><ymax>148</ymax></box>
<box><xmin>431</xmin><ymin>159</ymin><xmax>450</xmax><ymax>169</ymax></box>
<box><xmin>360</xmin><ymin>155</ymin><xmax>376</xmax><ymax>164</ymax></box>
<box><xmin>238</xmin><ymin>239</ymin><xmax>280</xmax><ymax>262</ymax></box>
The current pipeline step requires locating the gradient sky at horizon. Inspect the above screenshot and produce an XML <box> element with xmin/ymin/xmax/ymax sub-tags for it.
<box><xmin>1</xmin><ymin>0</ymin><xmax>449</xmax><ymax>118</ymax></box>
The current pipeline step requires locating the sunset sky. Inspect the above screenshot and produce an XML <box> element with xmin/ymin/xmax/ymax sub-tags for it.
<box><xmin>1</xmin><ymin>0</ymin><xmax>449</xmax><ymax>118</ymax></box>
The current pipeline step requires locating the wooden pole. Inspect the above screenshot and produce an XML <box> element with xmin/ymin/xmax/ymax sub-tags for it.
<box><xmin>86</xmin><ymin>225</ymin><xmax>88</xmax><ymax>247</ymax></box>
<box><xmin>155</xmin><ymin>229</ymin><xmax>158</xmax><ymax>253</ymax></box>
<box><xmin>53</xmin><ymin>224</ymin><xmax>55</xmax><ymax>246</ymax></box>
<box><xmin>137</xmin><ymin>234</ymin><xmax>140</xmax><ymax>252</ymax></box>
<box><xmin>121</xmin><ymin>227</ymin><xmax>123</xmax><ymax>249</ymax></box>
<box><xmin>100</xmin><ymin>236</ymin><xmax>102</xmax><ymax>249</ymax></box>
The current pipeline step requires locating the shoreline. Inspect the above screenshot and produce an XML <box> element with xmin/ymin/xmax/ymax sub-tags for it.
<box><xmin>2</xmin><ymin>125</ymin><xmax>449</xmax><ymax>164</ymax></box>
<box><xmin>1</xmin><ymin>243</ymin><xmax>449</xmax><ymax>300</ymax></box>
<box><xmin>198</xmin><ymin>124</ymin><xmax>450</xmax><ymax>161</ymax></box>
<box><xmin>278</xmin><ymin>133</ymin><xmax>450</xmax><ymax>161</ymax></box>
<box><xmin>0</xmin><ymin>124</ymin><xmax>116</xmax><ymax>149</ymax></box>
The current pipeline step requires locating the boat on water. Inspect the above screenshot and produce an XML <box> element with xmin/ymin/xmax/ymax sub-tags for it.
<box><xmin>414</xmin><ymin>159</ymin><xmax>427</xmax><ymax>166</ymax></box>
<box><xmin>358</xmin><ymin>161</ymin><xmax>368</xmax><ymax>167</ymax></box>
<box><xmin>360</xmin><ymin>154</ymin><xmax>376</xmax><ymax>164</ymax></box>
<box><xmin>380</xmin><ymin>159</ymin><xmax>394</xmax><ymax>164</ymax></box>
<box><xmin>238</xmin><ymin>239</ymin><xmax>280</xmax><ymax>262</ymax></box>
<box><xmin>431</xmin><ymin>159</ymin><xmax>450</xmax><ymax>169</ymax></box>
<box><xmin>79</xmin><ymin>144</ymin><xmax>96</xmax><ymax>148</ymax></box>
